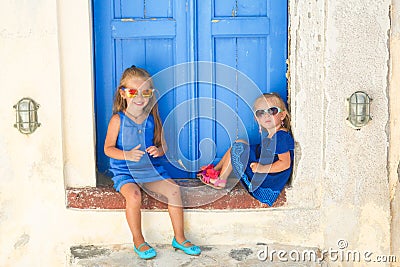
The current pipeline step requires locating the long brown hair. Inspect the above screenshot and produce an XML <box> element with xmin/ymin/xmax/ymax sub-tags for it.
<box><xmin>254</xmin><ymin>92</ymin><xmax>292</xmax><ymax>132</ymax></box>
<box><xmin>112</xmin><ymin>65</ymin><xmax>163</xmax><ymax>147</ymax></box>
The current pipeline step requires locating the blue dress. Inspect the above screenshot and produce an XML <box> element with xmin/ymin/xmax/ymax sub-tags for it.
<box><xmin>231</xmin><ymin>130</ymin><xmax>294</xmax><ymax>206</ymax></box>
<box><xmin>109</xmin><ymin>112</ymin><xmax>170</xmax><ymax>191</ymax></box>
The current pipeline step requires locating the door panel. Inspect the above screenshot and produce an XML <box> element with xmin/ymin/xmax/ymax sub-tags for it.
<box><xmin>214</xmin><ymin>0</ymin><xmax>268</xmax><ymax>17</ymax></box>
<box><xmin>117</xmin><ymin>0</ymin><xmax>173</xmax><ymax>18</ymax></box>
<box><xmin>197</xmin><ymin>0</ymin><xmax>287</xmax><ymax>165</ymax></box>
<box><xmin>94</xmin><ymin>0</ymin><xmax>189</xmax><ymax>177</ymax></box>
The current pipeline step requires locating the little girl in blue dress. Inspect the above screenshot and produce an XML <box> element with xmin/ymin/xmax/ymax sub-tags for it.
<box><xmin>104</xmin><ymin>65</ymin><xmax>201</xmax><ymax>259</ymax></box>
<box><xmin>198</xmin><ymin>92</ymin><xmax>294</xmax><ymax>206</ymax></box>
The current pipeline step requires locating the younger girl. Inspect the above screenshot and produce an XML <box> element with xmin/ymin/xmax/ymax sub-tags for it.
<box><xmin>104</xmin><ymin>65</ymin><xmax>201</xmax><ymax>259</ymax></box>
<box><xmin>198</xmin><ymin>92</ymin><xmax>294</xmax><ymax>206</ymax></box>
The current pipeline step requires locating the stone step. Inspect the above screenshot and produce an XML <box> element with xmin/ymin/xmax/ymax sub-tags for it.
<box><xmin>69</xmin><ymin>243</ymin><xmax>323</xmax><ymax>267</ymax></box>
<box><xmin>67</xmin><ymin>179</ymin><xmax>287</xmax><ymax>210</ymax></box>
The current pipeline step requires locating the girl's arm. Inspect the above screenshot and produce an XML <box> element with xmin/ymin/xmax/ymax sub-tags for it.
<box><xmin>250</xmin><ymin>151</ymin><xmax>291</xmax><ymax>174</ymax></box>
<box><xmin>104</xmin><ymin>114</ymin><xmax>145</xmax><ymax>161</ymax></box>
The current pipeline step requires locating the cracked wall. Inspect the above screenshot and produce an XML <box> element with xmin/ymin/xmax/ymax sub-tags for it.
<box><xmin>289</xmin><ymin>0</ymin><xmax>392</xmax><ymax>256</ymax></box>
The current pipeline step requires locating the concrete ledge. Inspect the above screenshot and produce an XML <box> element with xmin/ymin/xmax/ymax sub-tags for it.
<box><xmin>69</xmin><ymin>243</ymin><xmax>322</xmax><ymax>266</ymax></box>
<box><xmin>66</xmin><ymin>179</ymin><xmax>286</xmax><ymax>210</ymax></box>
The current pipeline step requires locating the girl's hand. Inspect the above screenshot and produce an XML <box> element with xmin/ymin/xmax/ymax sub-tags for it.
<box><xmin>250</xmin><ymin>162</ymin><xmax>259</xmax><ymax>173</ymax></box>
<box><xmin>250</xmin><ymin>162</ymin><xmax>269</xmax><ymax>173</ymax></box>
<box><xmin>146</xmin><ymin>146</ymin><xmax>163</xmax><ymax>157</ymax></box>
<box><xmin>125</xmin><ymin>144</ymin><xmax>145</xmax><ymax>162</ymax></box>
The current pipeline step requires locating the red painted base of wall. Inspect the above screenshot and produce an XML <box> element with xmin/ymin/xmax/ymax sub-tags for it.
<box><xmin>67</xmin><ymin>179</ymin><xmax>286</xmax><ymax>210</ymax></box>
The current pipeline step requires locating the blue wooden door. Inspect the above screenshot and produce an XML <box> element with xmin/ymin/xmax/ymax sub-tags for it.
<box><xmin>93</xmin><ymin>0</ymin><xmax>288</xmax><ymax>177</ymax></box>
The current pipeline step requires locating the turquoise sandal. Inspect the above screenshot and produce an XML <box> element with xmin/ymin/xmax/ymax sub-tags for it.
<box><xmin>133</xmin><ymin>242</ymin><xmax>157</xmax><ymax>259</ymax></box>
<box><xmin>172</xmin><ymin>237</ymin><xmax>201</xmax><ymax>256</ymax></box>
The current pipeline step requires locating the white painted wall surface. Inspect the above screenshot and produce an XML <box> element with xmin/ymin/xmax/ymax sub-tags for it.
<box><xmin>389</xmin><ymin>0</ymin><xmax>400</xmax><ymax>259</ymax></box>
<box><xmin>321</xmin><ymin>0</ymin><xmax>391</xmax><ymax>256</ymax></box>
<box><xmin>0</xmin><ymin>1</ymin><xmax>65</xmax><ymax>266</ymax></box>
<box><xmin>0</xmin><ymin>0</ymin><xmax>395</xmax><ymax>266</ymax></box>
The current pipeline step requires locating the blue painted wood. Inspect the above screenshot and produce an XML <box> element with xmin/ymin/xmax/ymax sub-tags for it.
<box><xmin>214</xmin><ymin>0</ymin><xmax>267</xmax><ymax>17</ymax></box>
<box><xmin>237</xmin><ymin>37</ymin><xmax>266</xmax><ymax>143</ymax></box>
<box><xmin>197</xmin><ymin>3</ymin><xmax>215</xmax><ymax>166</ymax></box>
<box><xmin>214</xmin><ymin>38</ymin><xmax>237</xmax><ymax>160</ymax></box>
<box><xmin>93</xmin><ymin>0</ymin><xmax>115</xmax><ymax>174</ymax></box>
<box><xmin>211</xmin><ymin>18</ymin><xmax>270</xmax><ymax>36</ymax></box>
<box><xmin>111</xmin><ymin>19</ymin><xmax>176</xmax><ymax>38</ymax></box>
<box><xmin>214</xmin><ymin>0</ymin><xmax>237</xmax><ymax>17</ymax></box>
<box><xmin>146</xmin><ymin>0</ymin><xmax>173</xmax><ymax>18</ymax></box>
<box><xmin>94</xmin><ymin>0</ymin><xmax>190</xmax><ymax>177</ymax></box>
<box><xmin>268</xmin><ymin>0</ymin><xmax>288</xmax><ymax>102</ymax></box>
<box><xmin>236</xmin><ymin>0</ymin><xmax>268</xmax><ymax>17</ymax></box>
<box><xmin>117</xmin><ymin>0</ymin><xmax>143</xmax><ymax>18</ymax></box>
<box><xmin>197</xmin><ymin>0</ymin><xmax>288</xmax><ymax>165</ymax></box>
<box><xmin>94</xmin><ymin>0</ymin><xmax>288</xmax><ymax>176</ymax></box>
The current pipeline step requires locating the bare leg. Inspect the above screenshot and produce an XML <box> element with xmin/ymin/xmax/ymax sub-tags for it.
<box><xmin>214</xmin><ymin>147</ymin><xmax>231</xmax><ymax>172</ymax></box>
<box><xmin>210</xmin><ymin>147</ymin><xmax>232</xmax><ymax>186</ymax></box>
<box><xmin>211</xmin><ymin>140</ymin><xmax>248</xmax><ymax>187</ymax></box>
<box><xmin>120</xmin><ymin>183</ymin><xmax>150</xmax><ymax>251</ymax></box>
<box><xmin>144</xmin><ymin>179</ymin><xmax>193</xmax><ymax>247</ymax></box>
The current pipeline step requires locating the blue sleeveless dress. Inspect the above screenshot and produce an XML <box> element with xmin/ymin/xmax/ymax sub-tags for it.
<box><xmin>109</xmin><ymin>112</ymin><xmax>170</xmax><ymax>191</ymax></box>
<box><xmin>231</xmin><ymin>130</ymin><xmax>294</xmax><ymax>206</ymax></box>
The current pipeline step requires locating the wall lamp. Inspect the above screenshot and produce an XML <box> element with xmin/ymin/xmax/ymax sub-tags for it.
<box><xmin>13</xmin><ymin>98</ymin><xmax>41</xmax><ymax>134</ymax></box>
<box><xmin>346</xmin><ymin>91</ymin><xmax>372</xmax><ymax>129</ymax></box>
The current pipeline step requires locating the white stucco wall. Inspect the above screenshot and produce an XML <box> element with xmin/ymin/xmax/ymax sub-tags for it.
<box><xmin>0</xmin><ymin>0</ymin><xmax>394</xmax><ymax>266</ymax></box>
<box><xmin>390</xmin><ymin>0</ymin><xmax>400</xmax><ymax>258</ymax></box>
<box><xmin>321</xmin><ymin>0</ymin><xmax>391</xmax><ymax>255</ymax></box>
<box><xmin>58</xmin><ymin>0</ymin><xmax>97</xmax><ymax>188</ymax></box>
<box><xmin>0</xmin><ymin>1</ymin><xmax>65</xmax><ymax>266</ymax></box>
<box><xmin>291</xmin><ymin>0</ymin><xmax>391</xmax><ymax>258</ymax></box>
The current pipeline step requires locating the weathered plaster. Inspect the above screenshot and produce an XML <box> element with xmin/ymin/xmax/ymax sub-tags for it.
<box><xmin>321</xmin><ymin>0</ymin><xmax>391</xmax><ymax>256</ymax></box>
<box><xmin>287</xmin><ymin>0</ymin><xmax>326</xmax><ymax>210</ymax></box>
<box><xmin>390</xmin><ymin>0</ymin><xmax>400</xmax><ymax>258</ymax></box>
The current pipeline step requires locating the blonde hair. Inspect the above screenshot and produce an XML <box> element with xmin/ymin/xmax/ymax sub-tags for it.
<box><xmin>112</xmin><ymin>65</ymin><xmax>163</xmax><ymax>147</ymax></box>
<box><xmin>254</xmin><ymin>92</ymin><xmax>291</xmax><ymax>131</ymax></box>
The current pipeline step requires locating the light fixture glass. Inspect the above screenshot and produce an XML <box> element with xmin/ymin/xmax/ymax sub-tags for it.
<box><xmin>347</xmin><ymin>91</ymin><xmax>372</xmax><ymax>129</ymax></box>
<box><xmin>13</xmin><ymin>98</ymin><xmax>41</xmax><ymax>134</ymax></box>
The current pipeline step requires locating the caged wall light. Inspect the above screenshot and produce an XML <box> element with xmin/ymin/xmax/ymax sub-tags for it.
<box><xmin>13</xmin><ymin>98</ymin><xmax>41</xmax><ymax>134</ymax></box>
<box><xmin>346</xmin><ymin>91</ymin><xmax>372</xmax><ymax>129</ymax></box>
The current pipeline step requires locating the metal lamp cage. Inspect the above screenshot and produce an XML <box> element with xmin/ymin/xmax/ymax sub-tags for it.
<box><xmin>347</xmin><ymin>91</ymin><xmax>372</xmax><ymax>129</ymax></box>
<box><xmin>13</xmin><ymin>98</ymin><xmax>41</xmax><ymax>134</ymax></box>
